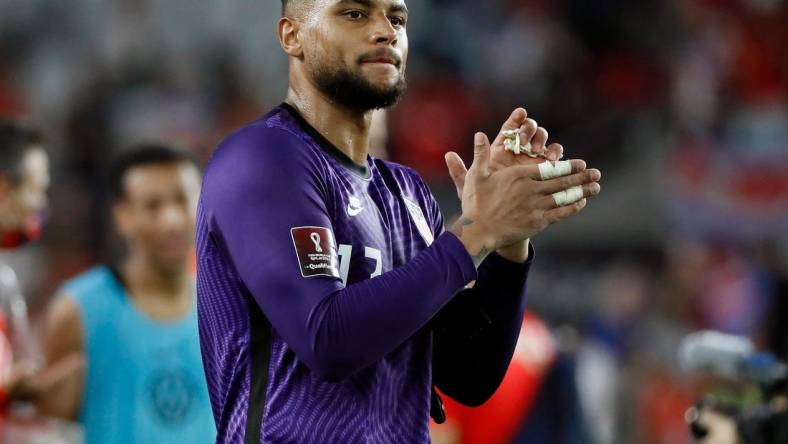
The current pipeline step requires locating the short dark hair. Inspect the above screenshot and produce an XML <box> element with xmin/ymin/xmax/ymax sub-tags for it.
<box><xmin>0</xmin><ymin>119</ymin><xmax>44</xmax><ymax>184</ymax></box>
<box><xmin>109</xmin><ymin>143</ymin><xmax>200</xmax><ymax>201</ymax></box>
<box><xmin>281</xmin><ymin>0</ymin><xmax>308</xmax><ymax>16</ymax></box>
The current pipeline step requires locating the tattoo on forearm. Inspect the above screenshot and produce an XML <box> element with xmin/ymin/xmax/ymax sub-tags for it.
<box><xmin>450</xmin><ymin>218</ymin><xmax>490</xmax><ymax>267</ymax></box>
<box><xmin>450</xmin><ymin>217</ymin><xmax>473</xmax><ymax>238</ymax></box>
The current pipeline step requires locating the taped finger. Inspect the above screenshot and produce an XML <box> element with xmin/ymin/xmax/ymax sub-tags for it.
<box><xmin>552</xmin><ymin>186</ymin><xmax>584</xmax><ymax>206</ymax></box>
<box><xmin>539</xmin><ymin>182</ymin><xmax>600</xmax><ymax>209</ymax></box>
<box><xmin>538</xmin><ymin>160</ymin><xmax>572</xmax><ymax>180</ymax></box>
<box><xmin>540</xmin><ymin>167</ymin><xmax>599</xmax><ymax>194</ymax></box>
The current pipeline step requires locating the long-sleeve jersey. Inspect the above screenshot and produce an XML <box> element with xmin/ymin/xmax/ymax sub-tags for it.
<box><xmin>196</xmin><ymin>103</ymin><xmax>533</xmax><ymax>443</ymax></box>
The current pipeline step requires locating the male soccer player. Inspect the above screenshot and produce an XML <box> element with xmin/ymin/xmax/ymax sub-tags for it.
<box><xmin>41</xmin><ymin>145</ymin><xmax>215</xmax><ymax>443</ymax></box>
<box><xmin>196</xmin><ymin>1</ymin><xmax>602</xmax><ymax>443</ymax></box>
<box><xmin>0</xmin><ymin>120</ymin><xmax>49</xmax><ymax>403</ymax></box>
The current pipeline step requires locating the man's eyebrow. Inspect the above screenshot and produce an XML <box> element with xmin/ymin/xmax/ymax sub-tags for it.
<box><xmin>390</xmin><ymin>2</ymin><xmax>408</xmax><ymax>14</ymax></box>
<box><xmin>335</xmin><ymin>0</ymin><xmax>408</xmax><ymax>14</ymax></box>
<box><xmin>335</xmin><ymin>0</ymin><xmax>373</xmax><ymax>8</ymax></box>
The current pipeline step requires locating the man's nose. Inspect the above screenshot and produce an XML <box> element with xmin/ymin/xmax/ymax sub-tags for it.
<box><xmin>159</xmin><ymin>203</ymin><xmax>188</xmax><ymax>230</ymax></box>
<box><xmin>370</xmin><ymin>14</ymin><xmax>397</xmax><ymax>45</ymax></box>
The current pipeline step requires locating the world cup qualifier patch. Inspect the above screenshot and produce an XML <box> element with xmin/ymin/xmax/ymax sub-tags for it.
<box><xmin>290</xmin><ymin>226</ymin><xmax>340</xmax><ymax>278</ymax></box>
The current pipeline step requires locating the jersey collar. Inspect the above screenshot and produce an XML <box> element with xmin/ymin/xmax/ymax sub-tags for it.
<box><xmin>280</xmin><ymin>102</ymin><xmax>372</xmax><ymax>180</ymax></box>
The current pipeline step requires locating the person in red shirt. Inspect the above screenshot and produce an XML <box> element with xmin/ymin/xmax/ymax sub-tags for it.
<box><xmin>431</xmin><ymin>313</ymin><xmax>590</xmax><ymax>444</ymax></box>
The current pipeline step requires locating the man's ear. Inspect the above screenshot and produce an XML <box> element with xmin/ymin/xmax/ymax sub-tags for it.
<box><xmin>278</xmin><ymin>17</ymin><xmax>305</xmax><ymax>58</ymax></box>
<box><xmin>0</xmin><ymin>176</ymin><xmax>18</xmax><ymax>216</ymax></box>
<box><xmin>0</xmin><ymin>176</ymin><xmax>11</xmax><ymax>203</ymax></box>
<box><xmin>112</xmin><ymin>201</ymin><xmax>133</xmax><ymax>238</ymax></box>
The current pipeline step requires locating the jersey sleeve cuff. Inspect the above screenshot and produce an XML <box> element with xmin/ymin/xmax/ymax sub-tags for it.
<box><xmin>436</xmin><ymin>231</ymin><xmax>479</xmax><ymax>285</ymax></box>
<box><xmin>482</xmin><ymin>242</ymin><xmax>535</xmax><ymax>271</ymax></box>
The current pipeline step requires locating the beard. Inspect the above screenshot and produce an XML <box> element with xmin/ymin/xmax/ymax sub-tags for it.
<box><xmin>312</xmin><ymin>58</ymin><xmax>406</xmax><ymax>112</ymax></box>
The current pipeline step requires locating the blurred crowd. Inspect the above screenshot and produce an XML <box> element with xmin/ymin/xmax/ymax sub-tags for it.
<box><xmin>0</xmin><ymin>0</ymin><xmax>786</xmax><ymax>443</ymax></box>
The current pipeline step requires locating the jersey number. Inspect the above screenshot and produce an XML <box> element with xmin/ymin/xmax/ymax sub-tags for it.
<box><xmin>337</xmin><ymin>244</ymin><xmax>382</xmax><ymax>286</ymax></box>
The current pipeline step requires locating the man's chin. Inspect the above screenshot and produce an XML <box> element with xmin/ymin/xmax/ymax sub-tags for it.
<box><xmin>313</xmin><ymin>66</ymin><xmax>406</xmax><ymax>111</ymax></box>
<box><xmin>155</xmin><ymin>253</ymin><xmax>191</xmax><ymax>274</ymax></box>
<box><xmin>367</xmin><ymin>87</ymin><xmax>402</xmax><ymax>104</ymax></box>
<box><xmin>362</xmin><ymin>79</ymin><xmax>407</xmax><ymax>107</ymax></box>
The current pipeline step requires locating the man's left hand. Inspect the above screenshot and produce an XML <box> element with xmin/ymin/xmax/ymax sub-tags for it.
<box><xmin>444</xmin><ymin>108</ymin><xmax>577</xmax><ymax>263</ymax></box>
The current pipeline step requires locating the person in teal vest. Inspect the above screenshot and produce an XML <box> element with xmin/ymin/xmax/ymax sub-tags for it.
<box><xmin>37</xmin><ymin>144</ymin><xmax>215</xmax><ymax>443</ymax></box>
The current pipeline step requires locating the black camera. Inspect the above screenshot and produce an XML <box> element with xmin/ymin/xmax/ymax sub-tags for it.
<box><xmin>680</xmin><ymin>331</ymin><xmax>788</xmax><ymax>444</ymax></box>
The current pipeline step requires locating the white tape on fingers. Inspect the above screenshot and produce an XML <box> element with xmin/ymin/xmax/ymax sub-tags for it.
<box><xmin>552</xmin><ymin>186</ymin><xmax>584</xmax><ymax>207</ymax></box>
<box><xmin>538</xmin><ymin>160</ymin><xmax>572</xmax><ymax>180</ymax></box>
<box><xmin>502</xmin><ymin>129</ymin><xmax>540</xmax><ymax>158</ymax></box>
<box><xmin>503</xmin><ymin>136</ymin><xmax>520</xmax><ymax>154</ymax></box>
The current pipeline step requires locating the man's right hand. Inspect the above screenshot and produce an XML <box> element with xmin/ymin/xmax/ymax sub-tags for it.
<box><xmin>3</xmin><ymin>353</ymin><xmax>84</xmax><ymax>403</ymax></box>
<box><xmin>448</xmin><ymin>131</ymin><xmax>601</xmax><ymax>262</ymax></box>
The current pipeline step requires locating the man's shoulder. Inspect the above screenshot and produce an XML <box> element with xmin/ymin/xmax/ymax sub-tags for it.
<box><xmin>200</xmin><ymin>109</ymin><xmax>330</xmax><ymax>216</ymax></box>
<box><xmin>57</xmin><ymin>265</ymin><xmax>120</xmax><ymax>325</ymax></box>
<box><xmin>215</xmin><ymin>117</ymin><xmax>307</xmax><ymax>160</ymax></box>
<box><xmin>375</xmin><ymin>158</ymin><xmax>434</xmax><ymax>202</ymax></box>
<box><xmin>60</xmin><ymin>265</ymin><xmax>114</xmax><ymax>299</ymax></box>
<box><xmin>206</xmin><ymin>109</ymin><xmax>321</xmax><ymax>180</ymax></box>
<box><xmin>375</xmin><ymin>158</ymin><xmax>425</xmax><ymax>187</ymax></box>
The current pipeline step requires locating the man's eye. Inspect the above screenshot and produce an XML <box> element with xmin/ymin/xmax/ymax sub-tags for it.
<box><xmin>389</xmin><ymin>17</ymin><xmax>405</xmax><ymax>27</ymax></box>
<box><xmin>345</xmin><ymin>10</ymin><xmax>365</xmax><ymax>20</ymax></box>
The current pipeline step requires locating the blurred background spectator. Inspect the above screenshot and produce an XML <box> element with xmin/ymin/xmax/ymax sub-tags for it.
<box><xmin>0</xmin><ymin>0</ymin><xmax>786</xmax><ymax>443</ymax></box>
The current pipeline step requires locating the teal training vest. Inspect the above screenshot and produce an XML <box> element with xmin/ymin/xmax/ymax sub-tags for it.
<box><xmin>62</xmin><ymin>266</ymin><xmax>216</xmax><ymax>444</ymax></box>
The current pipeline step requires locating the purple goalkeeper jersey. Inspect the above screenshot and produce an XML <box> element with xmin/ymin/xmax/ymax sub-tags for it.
<box><xmin>197</xmin><ymin>103</ymin><xmax>532</xmax><ymax>443</ymax></box>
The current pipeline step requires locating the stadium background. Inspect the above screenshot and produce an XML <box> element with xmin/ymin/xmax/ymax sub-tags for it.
<box><xmin>1</xmin><ymin>0</ymin><xmax>786</xmax><ymax>443</ymax></box>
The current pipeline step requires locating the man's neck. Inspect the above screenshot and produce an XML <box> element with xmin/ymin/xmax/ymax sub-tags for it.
<box><xmin>121</xmin><ymin>255</ymin><xmax>189</xmax><ymax>301</ymax></box>
<box><xmin>285</xmin><ymin>83</ymin><xmax>373</xmax><ymax>167</ymax></box>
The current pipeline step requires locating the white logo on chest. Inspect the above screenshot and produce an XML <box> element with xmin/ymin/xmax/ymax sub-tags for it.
<box><xmin>347</xmin><ymin>195</ymin><xmax>364</xmax><ymax>217</ymax></box>
<box><xmin>403</xmin><ymin>196</ymin><xmax>434</xmax><ymax>246</ymax></box>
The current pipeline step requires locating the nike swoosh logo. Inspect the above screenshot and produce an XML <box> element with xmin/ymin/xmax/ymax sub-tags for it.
<box><xmin>347</xmin><ymin>203</ymin><xmax>364</xmax><ymax>216</ymax></box>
